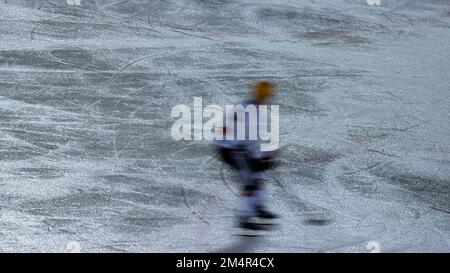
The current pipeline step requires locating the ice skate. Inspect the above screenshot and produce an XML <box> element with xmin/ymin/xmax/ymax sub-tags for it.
<box><xmin>254</xmin><ymin>205</ymin><xmax>279</xmax><ymax>226</ymax></box>
<box><xmin>234</xmin><ymin>217</ymin><xmax>270</xmax><ymax>237</ymax></box>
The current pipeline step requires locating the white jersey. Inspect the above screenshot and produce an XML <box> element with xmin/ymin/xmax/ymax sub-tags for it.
<box><xmin>214</xmin><ymin>99</ymin><xmax>270</xmax><ymax>159</ymax></box>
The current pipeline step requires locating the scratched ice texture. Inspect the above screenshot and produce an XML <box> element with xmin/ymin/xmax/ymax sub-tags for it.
<box><xmin>0</xmin><ymin>0</ymin><xmax>449</xmax><ymax>252</ymax></box>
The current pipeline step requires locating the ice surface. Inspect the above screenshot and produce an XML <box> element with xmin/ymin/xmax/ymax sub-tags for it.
<box><xmin>0</xmin><ymin>0</ymin><xmax>449</xmax><ymax>252</ymax></box>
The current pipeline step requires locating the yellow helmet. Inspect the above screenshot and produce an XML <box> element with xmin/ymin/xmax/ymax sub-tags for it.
<box><xmin>252</xmin><ymin>80</ymin><xmax>276</xmax><ymax>102</ymax></box>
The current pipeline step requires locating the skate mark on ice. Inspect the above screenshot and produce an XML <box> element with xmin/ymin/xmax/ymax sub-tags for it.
<box><xmin>267</xmin><ymin>173</ymin><xmax>335</xmax><ymax>225</ymax></box>
<box><xmin>214</xmin><ymin>236</ymin><xmax>263</xmax><ymax>253</ymax></box>
<box><xmin>182</xmin><ymin>187</ymin><xmax>210</xmax><ymax>225</ymax></box>
<box><xmin>220</xmin><ymin>166</ymin><xmax>239</xmax><ymax>197</ymax></box>
<box><xmin>107</xmin><ymin>53</ymin><xmax>162</xmax><ymax>82</ymax></box>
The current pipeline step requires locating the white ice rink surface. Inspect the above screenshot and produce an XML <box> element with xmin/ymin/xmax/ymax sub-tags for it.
<box><xmin>0</xmin><ymin>0</ymin><xmax>449</xmax><ymax>252</ymax></box>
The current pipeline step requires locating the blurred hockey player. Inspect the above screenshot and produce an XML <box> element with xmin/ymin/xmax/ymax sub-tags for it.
<box><xmin>214</xmin><ymin>81</ymin><xmax>279</xmax><ymax>234</ymax></box>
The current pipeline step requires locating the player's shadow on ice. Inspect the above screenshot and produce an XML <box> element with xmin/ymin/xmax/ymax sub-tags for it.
<box><xmin>215</xmin><ymin>236</ymin><xmax>263</xmax><ymax>253</ymax></box>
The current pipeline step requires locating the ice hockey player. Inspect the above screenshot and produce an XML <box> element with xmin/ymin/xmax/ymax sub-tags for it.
<box><xmin>214</xmin><ymin>80</ymin><xmax>279</xmax><ymax>234</ymax></box>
